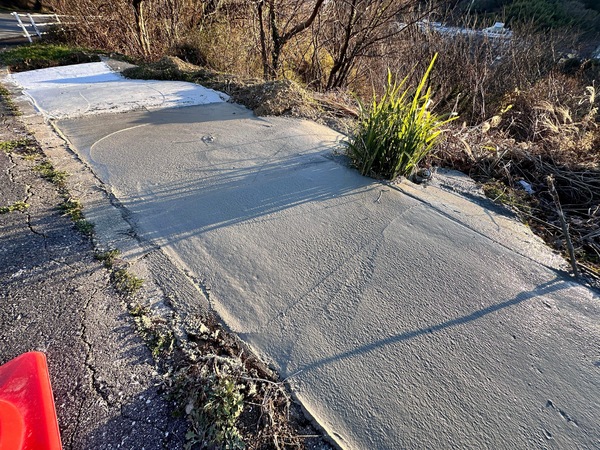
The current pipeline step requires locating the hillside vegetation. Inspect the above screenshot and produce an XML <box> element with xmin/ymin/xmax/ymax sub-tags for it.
<box><xmin>466</xmin><ymin>0</ymin><xmax>600</xmax><ymax>34</ymax></box>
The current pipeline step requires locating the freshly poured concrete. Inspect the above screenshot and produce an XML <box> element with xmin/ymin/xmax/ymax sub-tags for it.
<box><xmin>55</xmin><ymin>104</ymin><xmax>599</xmax><ymax>449</ymax></box>
<box><xmin>9</xmin><ymin>63</ymin><xmax>599</xmax><ymax>448</ymax></box>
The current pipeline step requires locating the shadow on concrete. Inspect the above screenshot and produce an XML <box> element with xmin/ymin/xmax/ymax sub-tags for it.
<box><xmin>89</xmin><ymin>148</ymin><xmax>364</xmax><ymax>251</ymax></box>
<box><xmin>43</xmin><ymin>74</ymin><xmax>122</xmax><ymax>84</ymax></box>
<box><xmin>298</xmin><ymin>278</ymin><xmax>570</xmax><ymax>373</ymax></box>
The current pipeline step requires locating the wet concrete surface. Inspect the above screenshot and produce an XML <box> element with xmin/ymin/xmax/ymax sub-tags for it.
<box><xmin>3</xmin><ymin>62</ymin><xmax>600</xmax><ymax>449</ymax></box>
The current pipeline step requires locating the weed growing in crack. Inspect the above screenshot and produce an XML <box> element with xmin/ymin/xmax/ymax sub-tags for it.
<box><xmin>95</xmin><ymin>249</ymin><xmax>120</xmax><ymax>269</ymax></box>
<box><xmin>111</xmin><ymin>268</ymin><xmax>144</xmax><ymax>297</ymax></box>
<box><xmin>58</xmin><ymin>198</ymin><xmax>94</xmax><ymax>236</ymax></box>
<box><xmin>74</xmin><ymin>219</ymin><xmax>94</xmax><ymax>236</ymax></box>
<box><xmin>34</xmin><ymin>161</ymin><xmax>67</xmax><ymax>186</ymax></box>
<box><xmin>0</xmin><ymin>138</ymin><xmax>36</xmax><ymax>155</ymax></box>
<box><xmin>59</xmin><ymin>198</ymin><xmax>84</xmax><ymax>220</ymax></box>
<box><xmin>0</xmin><ymin>86</ymin><xmax>20</xmax><ymax>116</ymax></box>
<box><xmin>129</xmin><ymin>304</ymin><xmax>175</xmax><ymax>359</ymax></box>
<box><xmin>96</xmin><ymin>250</ymin><xmax>143</xmax><ymax>297</ymax></box>
<box><xmin>0</xmin><ymin>201</ymin><xmax>30</xmax><ymax>214</ymax></box>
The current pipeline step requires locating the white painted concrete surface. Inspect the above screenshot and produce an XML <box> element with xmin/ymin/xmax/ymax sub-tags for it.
<box><xmin>7</xmin><ymin>62</ymin><xmax>227</xmax><ymax>119</ymax></box>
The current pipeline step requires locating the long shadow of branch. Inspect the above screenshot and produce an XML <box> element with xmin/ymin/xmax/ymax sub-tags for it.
<box><xmin>299</xmin><ymin>278</ymin><xmax>568</xmax><ymax>373</ymax></box>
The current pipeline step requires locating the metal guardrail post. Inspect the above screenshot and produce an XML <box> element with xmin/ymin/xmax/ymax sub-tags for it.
<box><xmin>11</xmin><ymin>12</ymin><xmax>32</xmax><ymax>43</ymax></box>
<box><xmin>27</xmin><ymin>14</ymin><xmax>42</xmax><ymax>38</ymax></box>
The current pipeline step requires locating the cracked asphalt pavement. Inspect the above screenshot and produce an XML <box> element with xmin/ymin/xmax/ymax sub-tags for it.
<box><xmin>0</xmin><ymin>99</ymin><xmax>187</xmax><ymax>448</ymax></box>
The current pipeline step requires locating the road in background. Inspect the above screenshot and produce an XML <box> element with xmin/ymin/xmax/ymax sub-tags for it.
<box><xmin>0</xmin><ymin>13</ymin><xmax>26</xmax><ymax>42</ymax></box>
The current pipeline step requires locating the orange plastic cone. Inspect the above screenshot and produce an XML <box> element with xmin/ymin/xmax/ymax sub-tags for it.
<box><xmin>0</xmin><ymin>352</ymin><xmax>62</xmax><ymax>449</ymax></box>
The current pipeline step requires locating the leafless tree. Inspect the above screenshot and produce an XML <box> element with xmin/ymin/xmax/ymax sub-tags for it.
<box><xmin>321</xmin><ymin>0</ymin><xmax>441</xmax><ymax>90</ymax></box>
<box><xmin>255</xmin><ymin>0</ymin><xmax>325</xmax><ymax>79</ymax></box>
<box><xmin>49</xmin><ymin>0</ymin><xmax>224</xmax><ymax>57</ymax></box>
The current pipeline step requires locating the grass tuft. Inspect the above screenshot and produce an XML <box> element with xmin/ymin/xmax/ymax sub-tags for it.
<box><xmin>34</xmin><ymin>161</ymin><xmax>68</xmax><ymax>186</ymax></box>
<box><xmin>58</xmin><ymin>198</ymin><xmax>84</xmax><ymax>220</ymax></box>
<box><xmin>0</xmin><ymin>44</ymin><xmax>100</xmax><ymax>72</ymax></box>
<box><xmin>95</xmin><ymin>249</ymin><xmax>120</xmax><ymax>269</ymax></box>
<box><xmin>346</xmin><ymin>54</ymin><xmax>457</xmax><ymax>180</ymax></box>
<box><xmin>0</xmin><ymin>201</ymin><xmax>30</xmax><ymax>214</ymax></box>
<box><xmin>0</xmin><ymin>138</ymin><xmax>40</xmax><ymax>159</ymax></box>
<box><xmin>0</xmin><ymin>86</ymin><xmax>20</xmax><ymax>115</ymax></box>
<box><xmin>129</xmin><ymin>304</ymin><xmax>175</xmax><ymax>359</ymax></box>
<box><xmin>74</xmin><ymin>219</ymin><xmax>94</xmax><ymax>236</ymax></box>
<box><xmin>111</xmin><ymin>268</ymin><xmax>144</xmax><ymax>297</ymax></box>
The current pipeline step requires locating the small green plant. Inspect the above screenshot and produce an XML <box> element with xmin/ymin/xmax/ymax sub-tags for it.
<box><xmin>95</xmin><ymin>249</ymin><xmax>120</xmax><ymax>269</ymax></box>
<box><xmin>346</xmin><ymin>54</ymin><xmax>457</xmax><ymax>180</ymax></box>
<box><xmin>111</xmin><ymin>268</ymin><xmax>144</xmax><ymax>297</ymax></box>
<box><xmin>175</xmin><ymin>364</ymin><xmax>245</xmax><ymax>450</ymax></box>
<box><xmin>59</xmin><ymin>198</ymin><xmax>84</xmax><ymax>220</ymax></box>
<box><xmin>1</xmin><ymin>139</ymin><xmax>28</xmax><ymax>152</ymax></box>
<box><xmin>0</xmin><ymin>201</ymin><xmax>30</xmax><ymax>214</ymax></box>
<box><xmin>74</xmin><ymin>219</ymin><xmax>95</xmax><ymax>236</ymax></box>
<box><xmin>0</xmin><ymin>86</ymin><xmax>20</xmax><ymax>115</ymax></box>
<box><xmin>58</xmin><ymin>198</ymin><xmax>94</xmax><ymax>236</ymax></box>
<box><xmin>129</xmin><ymin>304</ymin><xmax>175</xmax><ymax>358</ymax></box>
<box><xmin>0</xmin><ymin>138</ymin><xmax>39</xmax><ymax>158</ymax></box>
<box><xmin>34</xmin><ymin>161</ymin><xmax>67</xmax><ymax>186</ymax></box>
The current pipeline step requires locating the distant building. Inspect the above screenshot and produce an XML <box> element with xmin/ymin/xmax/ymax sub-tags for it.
<box><xmin>413</xmin><ymin>20</ymin><xmax>513</xmax><ymax>40</ymax></box>
<box><xmin>482</xmin><ymin>22</ymin><xmax>513</xmax><ymax>38</ymax></box>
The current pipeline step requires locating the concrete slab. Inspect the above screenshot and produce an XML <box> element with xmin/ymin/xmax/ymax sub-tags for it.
<box><xmin>7</xmin><ymin>62</ymin><xmax>227</xmax><ymax>119</ymax></box>
<box><xmin>53</xmin><ymin>104</ymin><xmax>600</xmax><ymax>450</ymax></box>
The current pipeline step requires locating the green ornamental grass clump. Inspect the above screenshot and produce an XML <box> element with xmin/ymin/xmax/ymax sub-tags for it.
<box><xmin>347</xmin><ymin>53</ymin><xmax>456</xmax><ymax>180</ymax></box>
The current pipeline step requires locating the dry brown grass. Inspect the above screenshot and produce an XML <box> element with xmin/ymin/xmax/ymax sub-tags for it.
<box><xmin>434</xmin><ymin>103</ymin><xmax>599</xmax><ymax>281</ymax></box>
<box><xmin>124</xmin><ymin>56</ymin><xmax>357</xmax><ymax>133</ymax></box>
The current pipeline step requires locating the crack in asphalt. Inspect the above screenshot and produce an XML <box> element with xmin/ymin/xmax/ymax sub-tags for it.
<box><xmin>6</xmin><ymin>152</ymin><xmax>17</xmax><ymax>183</ymax></box>
<box><xmin>68</xmin><ymin>396</ymin><xmax>88</xmax><ymax>450</ymax></box>
<box><xmin>80</xmin><ymin>286</ymin><xmax>114</xmax><ymax>408</ymax></box>
<box><xmin>5</xmin><ymin>153</ymin><xmax>55</xmax><ymax>261</ymax></box>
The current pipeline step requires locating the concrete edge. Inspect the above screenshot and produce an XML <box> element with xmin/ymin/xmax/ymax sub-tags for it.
<box><xmin>387</xmin><ymin>177</ymin><xmax>573</xmax><ymax>275</ymax></box>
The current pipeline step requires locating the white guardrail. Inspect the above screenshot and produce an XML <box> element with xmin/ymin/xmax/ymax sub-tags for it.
<box><xmin>11</xmin><ymin>12</ymin><xmax>62</xmax><ymax>43</ymax></box>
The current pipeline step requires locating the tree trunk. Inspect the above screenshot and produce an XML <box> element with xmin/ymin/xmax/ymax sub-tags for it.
<box><xmin>268</xmin><ymin>0</ymin><xmax>280</xmax><ymax>79</ymax></box>
<box><xmin>257</xmin><ymin>1</ymin><xmax>270</xmax><ymax>79</ymax></box>
<box><xmin>132</xmin><ymin>0</ymin><xmax>151</xmax><ymax>56</ymax></box>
